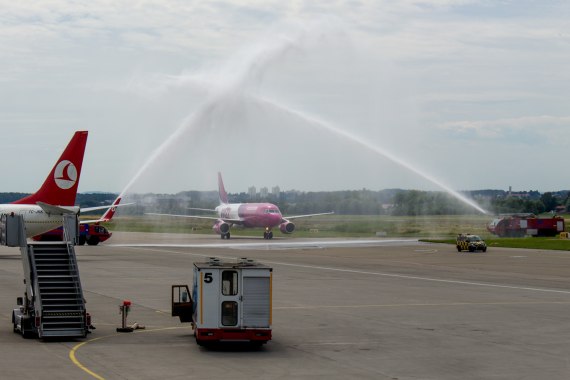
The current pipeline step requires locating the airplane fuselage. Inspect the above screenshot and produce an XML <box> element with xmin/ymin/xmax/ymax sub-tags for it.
<box><xmin>0</xmin><ymin>204</ymin><xmax>79</xmax><ymax>238</ymax></box>
<box><xmin>215</xmin><ymin>203</ymin><xmax>283</xmax><ymax>228</ymax></box>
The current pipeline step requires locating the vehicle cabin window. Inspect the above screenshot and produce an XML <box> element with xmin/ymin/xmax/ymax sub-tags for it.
<box><xmin>222</xmin><ymin>270</ymin><xmax>238</xmax><ymax>295</ymax></box>
<box><xmin>221</xmin><ymin>301</ymin><xmax>238</xmax><ymax>326</ymax></box>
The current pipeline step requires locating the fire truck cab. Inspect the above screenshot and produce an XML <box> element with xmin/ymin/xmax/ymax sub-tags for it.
<box><xmin>172</xmin><ymin>257</ymin><xmax>272</xmax><ymax>347</ymax></box>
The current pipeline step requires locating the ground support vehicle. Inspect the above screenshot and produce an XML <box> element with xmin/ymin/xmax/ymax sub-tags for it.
<box><xmin>33</xmin><ymin>223</ymin><xmax>111</xmax><ymax>245</ymax></box>
<box><xmin>172</xmin><ymin>257</ymin><xmax>272</xmax><ymax>347</ymax></box>
<box><xmin>456</xmin><ymin>234</ymin><xmax>487</xmax><ymax>252</ymax></box>
<box><xmin>1</xmin><ymin>213</ymin><xmax>91</xmax><ymax>339</ymax></box>
<box><xmin>487</xmin><ymin>214</ymin><xmax>565</xmax><ymax>237</ymax></box>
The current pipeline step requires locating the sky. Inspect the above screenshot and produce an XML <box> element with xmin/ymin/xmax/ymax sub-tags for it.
<box><xmin>1</xmin><ymin>0</ymin><xmax>569</xmax><ymax>196</ymax></box>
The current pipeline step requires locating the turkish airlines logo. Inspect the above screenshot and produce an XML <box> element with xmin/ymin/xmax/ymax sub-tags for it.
<box><xmin>54</xmin><ymin>160</ymin><xmax>78</xmax><ymax>190</ymax></box>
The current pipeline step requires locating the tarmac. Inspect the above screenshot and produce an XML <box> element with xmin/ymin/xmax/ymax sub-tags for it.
<box><xmin>1</xmin><ymin>232</ymin><xmax>570</xmax><ymax>379</ymax></box>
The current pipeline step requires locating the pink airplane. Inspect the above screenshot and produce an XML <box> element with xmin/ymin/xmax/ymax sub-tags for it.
<box><xmin>148</xmin><ymin>172</ymin><xmax>333</xmax><ymax>239</ymax></box>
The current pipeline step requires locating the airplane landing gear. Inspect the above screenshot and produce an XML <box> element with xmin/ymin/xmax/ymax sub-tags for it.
<box><xmin>221</xmin><ymin>232</ymin><xmax>231</xmax><ymax>239</ymax></box>
<box><xmin>263</xmin><ymin>231</ymin><xmax>273</xmax><ymax>240</ymax></box>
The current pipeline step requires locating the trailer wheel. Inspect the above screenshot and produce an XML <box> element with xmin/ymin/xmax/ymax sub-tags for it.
<box><xmin>483</xmin><ymin>247</ymin><xmax>487</xmax><ymax>252</ymax></box>
<box><xmin>456</xmin><ymin>246</ymin><xmax>461</xmax><ymax>252</ymax></box>
<box><xmin>78</xmin><ymin>236</ymin><xmax>86</xmax><ymax>245</ymax></box>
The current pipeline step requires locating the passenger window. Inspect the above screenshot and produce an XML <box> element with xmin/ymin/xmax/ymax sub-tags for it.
<box><xmin>222</xmin><ymin>271</ymin><xmax>238</xmax><ymax>295</ymax></box>
<box><xmin>221</xmin><ymin>301</ymin><xmax>238</xmax><ymax>326</ymax></box>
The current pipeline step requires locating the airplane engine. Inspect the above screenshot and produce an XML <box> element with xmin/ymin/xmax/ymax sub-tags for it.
<box><xmin>213</xmin><ymin>220</ymin><xmax>230</xmax><ymax>234</ymax></box>
<box><xmin>279</xmin><ymin>221</ymin><xmax>295</xmax><ymax>234</ymax></box>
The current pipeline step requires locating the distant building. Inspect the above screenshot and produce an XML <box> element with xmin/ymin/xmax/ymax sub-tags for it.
<box><xmin>271</xmin><ymin>186</ymin><xmax>280</xmax><ymax>196</ymax></box>
<box><xmin>259</xmin><ymin>187</ymin><xmax>269</xmax><ymax>198</ymax></box>
<box><xmin>507</xmin><ymin>186</ymin><xmax>530</xmax><ymax>199</ymax></box>
<box><xmin>248</xmin><ymin>186</ymin><xmax>256</xmax><ymax>200</ymax></box>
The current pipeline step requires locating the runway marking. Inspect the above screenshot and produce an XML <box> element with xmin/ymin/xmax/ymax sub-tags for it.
<box><xmin>124</xmin><ymin>247</ymin><xmax>570</xmax><ymax>296</ymax></box>
<box><xmin>69</xmin><ymin>326</ymin><xmax>191</xmax><ymax>380</ymax></box>
<box><xmin>109</xmin><ymin>238</ymin><xmax>419</xmax><ymax>250</ymax></box>
<box><xmin>274</xmin><ymin>300</ymin><xmax>570</xmax><ymax>310</ymax></box>
<box><xmin>267</xmin><ymin>261</ymin><xmax>570</xmax><ymax>295</ymax></box>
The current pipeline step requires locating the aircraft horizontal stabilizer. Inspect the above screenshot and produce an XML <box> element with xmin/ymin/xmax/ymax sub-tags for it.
<box><xmin>37</xmin><ymin>202</ymin><xmax>79</xmax><ymax>216</ymax></box>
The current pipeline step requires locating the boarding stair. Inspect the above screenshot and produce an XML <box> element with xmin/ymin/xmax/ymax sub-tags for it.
<box><xmin>27</xmin><ymin>242</ymin><xmax>87</xmax><ymax>337</ymax></box>
<box><xmin>2</xmin><ymin>213</ymin><xmax>88</xmax><ymax>339</ymax></box>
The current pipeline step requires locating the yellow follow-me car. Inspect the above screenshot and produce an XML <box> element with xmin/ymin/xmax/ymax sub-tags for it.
<box><xmin>456</xmin><ymin>234</ymin><xmax>487</xmax><ymax>252</ymax></box>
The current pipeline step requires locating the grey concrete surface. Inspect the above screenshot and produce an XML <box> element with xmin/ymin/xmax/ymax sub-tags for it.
<box><xmin>1</xmin><ymin>232</ymin><xmax>570</xmax><ymax>379</ymax></box>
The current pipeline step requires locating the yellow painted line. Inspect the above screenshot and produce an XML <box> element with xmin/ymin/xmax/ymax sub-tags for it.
<box><xmin>200</xmin><ymin>271</ymin><xmax>204</xmax><ymax>325</ymax></box>
<box><xmin>69</xmin><ymin>326</ymin><xmax>192</xmax><ymax>380</ymax></box>
<box><xmin>69</xmin><ymin>335</ymin><xmax>111</xmax><ymax>380</ymax></box>
<box><xmin>274</xmin><ymin>300</ymin><xmax>570</xmax><ymax>310</ymax></box>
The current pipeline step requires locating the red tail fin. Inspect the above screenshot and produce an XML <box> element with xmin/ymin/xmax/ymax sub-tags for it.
<box><xmin>100</xmin><ymin>197</ymin><xmax>122</xmax><ymax>222</ymax></box>
<box><xmin>13</xmin><ymin>131</ymin><xmax>88</xmax><ymax>206</ymax></box>
<box><xmin>218</xmin><ymin>172</ymin><xmax>229</xmax><ymax>204</ymax></box>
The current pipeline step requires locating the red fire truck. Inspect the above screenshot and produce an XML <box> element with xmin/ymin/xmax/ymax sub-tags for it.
<box><xmin>487</xmin><ymin>214</ymin><xmax>565</xmax><ymax>237</ymax></box>
<box><xmin>32</xmin><ymin>223</ymin><xmax>112</xmax><ymax>245</ymax></box>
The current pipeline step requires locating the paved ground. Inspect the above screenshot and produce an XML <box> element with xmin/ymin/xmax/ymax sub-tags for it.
<box><xmin>1</xmin><ymin>232</ymin><xmax>570</xmax><ymax>379</ymax></box>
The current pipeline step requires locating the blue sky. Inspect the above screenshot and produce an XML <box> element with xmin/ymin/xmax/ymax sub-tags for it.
<box><xmin>1</xmin><ymin>1</ymin><xmax>568</xmax><ymax>195</ymax></box>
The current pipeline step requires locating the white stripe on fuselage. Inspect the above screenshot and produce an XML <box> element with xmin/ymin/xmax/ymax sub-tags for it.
<box><xmin>0</xmin><ymin>204</ymin><xmax>76</xmax><ymax>237</ymax></box>
<box><xmin>216</xmin><ymin>204</ymin><xmax>242</xmax><ymax>220</ymax></box>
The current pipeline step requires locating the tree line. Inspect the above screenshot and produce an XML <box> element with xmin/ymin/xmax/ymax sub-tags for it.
<box><xmin>1</xmin><ymin>189</ymin><xmax>568</xmax><ymax>216</ymax></box>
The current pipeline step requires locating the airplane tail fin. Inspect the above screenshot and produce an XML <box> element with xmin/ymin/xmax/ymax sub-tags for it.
<box><xmin>100</xmin><ymin>197</ymin><xmax>122</xmax><ymax>222</ymax></box>
<box><xmin>13</xmin><ymin>131</ymin><xmax>88</xmax><ymax>206</ymax></box>
<box><xmin>218</xmin><ymin>172</ymin><xmax>229</xmax><ymax>205</ymax></box>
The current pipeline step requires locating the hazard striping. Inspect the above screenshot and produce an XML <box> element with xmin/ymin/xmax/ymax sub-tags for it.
<box><xmin>69</xmin><ymin>326</ymin><xmax>191</xmax><ymax>380</ymax></box>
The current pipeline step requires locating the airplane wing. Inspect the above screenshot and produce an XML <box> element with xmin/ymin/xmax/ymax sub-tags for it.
<box><xmin>80</xmin><ymin>198</ymin><xmax>134</xmax><ymax>224</ymax></box>
<box><xmin>146</xmin><ymin>213</ymin><xmax>243</xmax><ymax>224</ymax></box>
<box><xmin>282</xmin><ymin>211</ymin><xmax>335</xmax><ymax>220</ymax></box>
<box><xmin>37</xmin><ymin>202</ymin><xmax>79</xmax><ymax>215</ymax></box>
<box><xmin>187</xmin><ymin>207</ymin><xmax>217</xmax><ymax>212</ymax></box>
<box><xmin>81</xmin><ymin>203</ymin><xmax>134</xmax><ymax>214</ymax></box>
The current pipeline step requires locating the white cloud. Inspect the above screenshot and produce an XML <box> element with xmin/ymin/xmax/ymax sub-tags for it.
<box><xmin>0</xmin><ymin>0</ymin><xmax>569</xmax><ymax>192</ymax></box>
<box><xmin>440</xmin><ymin>116</ymin><xmax>570</xmax><ymax>144</ymax></box>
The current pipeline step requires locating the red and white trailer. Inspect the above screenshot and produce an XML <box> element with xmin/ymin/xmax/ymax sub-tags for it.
<box><xmin>172</xmin><ymin>257</ymin><xmax>272</xmax><ymax>347</ymax></box>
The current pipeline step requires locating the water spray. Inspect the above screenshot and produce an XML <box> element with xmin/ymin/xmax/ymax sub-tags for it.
<box><xmin>247</xmin><ymin>95</ymin><xmax>488</xmax><ymax>214</ymax></box>
<box><xmin>118</xmin><ymin>20</ymin><xmax>489</xmax><ymax>215</ymax></box>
